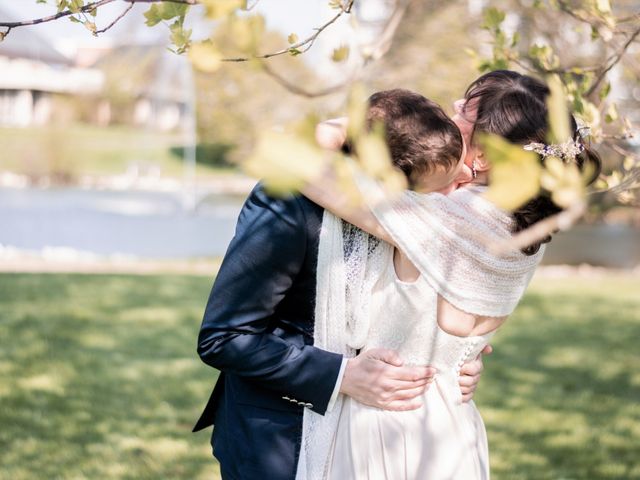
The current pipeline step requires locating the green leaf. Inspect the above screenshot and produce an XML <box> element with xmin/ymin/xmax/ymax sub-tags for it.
<box><xmin>605</xmin><ymin>103</ymin><xmax>618</xmax><ymax>123</ymax></box>
<box><xmin>144</xmin><ymin>2</ymin><xmax>189</xmax><ymax>26</ymax></box>
<box><xmin>159</xmin><ymin>3</ymin><xmax>189</xmax><ymax>21</ymax></box>
<box><xmin>596</xmin><ymin>0</ymin><xmax>611</xmax><ymax>14</ymax></box>
<box><xmin>288</xmin><ymin>47</ymin><xmax>302</xmax><ymax>56</ymax></box>
<box><xmin>599</xmin><ymin>81</ymin><xmax>611</xmax><ymax>100</ymax></box>
<box><xmin>170</xmin><ymin>21</ymin><xmax>192</xmax><ymax>52</ymax></box>
<box><xmin>352</xmin><ymin>123</ymin><xmax>407</xmax><ymax>193</ymax></box>
<box><xmin>546</xmin><ymin>75</ymin><xmax>571</xmax><ymax>144</ymax></box>
<box><xmin>464</xmin><ymin>47</ymin><xmax>478</xmax><ymax>59</ymax></box>
<box><xmin>203</xmin><ymin>0</ymin><xmax>243</xmax><ymax>19</ymax></box>
<box><xmin>482</xmin><ymin>7</ymin><xmax>505</xmax><ymax>31</ymax></box>
<box><xmin>540</xmin><ymin>156</ymin><xmax>585</xmax><ymax>208</ymax></box>
<box><xmin>623</xmin><ymin>156</ymin><xmax>636</xmax><ymax>171</ymax></box>
<box><xmin>331</xmin><ymin>45</ymin><xmax>349</xmax><ymax>62</ymax></box>
<box><xmin>292</xmin><ymin>114</ymin><xmax>322</xmax><ymax>145</ymax></box>
<box><xmin>346</xmin><ymin>83</ymin><xmax>368</xmax><ymax>142</ymax></box>
<box><xmin>356</xmin><ymin>127</ymin><xmax>391</xmax><ymax>178</ymax></box>
<box><xmin>189</xmin><ymin>41</ymin><xmax>222</xmax><ymax>72</ymax></box>
<box><xmin>480</xmin><ymin>133</ymin><xmax>542</xmax><ymax>211</ymax></box>
<box><xmin>243</xmin><ymin>131</ymin><xmax>327</xmax><ymax>195</ymax></box>
<box><xmin>69</xmin><ymin>0</ymin><xmax>84</xmax><ymax>14</ymax></box>
<box><xmin>227</xmin><ymin>15</ymin><xmax>265</xmax><ymax>52</ymax></box>
<box><xmin>143</xmin><ymin>4</ymin><xmax>163</xmax><ymax>27</ymax></box>
<box><xmin>84</xmin><ymin>21</ymin><xmax>96</xmax><ymax>35</ymax></box>
<box><xmin>511</xmin><ymin>31</ymin><xmax>520</xmax><ymax>48</ymax></box>
<box><xmin>576</xmin><ymin>101</ymin><xmax>601</xmax><ymax>133</ymax></box>
<box><xmin>529</xmin><ymin>44</ymin><xmax>560</xmax><ymax>70</ymax></box>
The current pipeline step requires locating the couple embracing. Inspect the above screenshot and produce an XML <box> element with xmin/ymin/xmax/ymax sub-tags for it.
<box><xmin>193</xmin><ymin>70</ymin><xmax>601</xmax><ymax>479</ymax></box>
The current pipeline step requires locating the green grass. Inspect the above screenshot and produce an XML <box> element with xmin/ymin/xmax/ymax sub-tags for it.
<box><xmin>0</xmin><ymin>273</ymin><xmax>639</xmax><ymax>479</ymax></box>
<box><xmin>477</xmin><ymin>276</ymin><xmax>640</xmax><ymax>479</ymax></box>
<box><xmin>0</xmin><ymin>273</ymin><xmax>218</xmax><ymax>480</ymax></box>
<box><xmin>0</xmin><ymin>124</ymin><xmax>236</xmax><ymax>181</ymax></box>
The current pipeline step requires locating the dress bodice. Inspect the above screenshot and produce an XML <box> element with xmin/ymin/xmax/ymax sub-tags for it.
<box><xmin>366</xmin><ymin>248</ymin><xmax>494</xmax><ymax>377</ymax></box>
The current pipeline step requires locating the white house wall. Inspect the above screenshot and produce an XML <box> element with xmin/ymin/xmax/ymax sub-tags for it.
<box><xmin>0</xmin><ymin>56</ymin><xmax>103</xmax><ymax>94</ymax></box>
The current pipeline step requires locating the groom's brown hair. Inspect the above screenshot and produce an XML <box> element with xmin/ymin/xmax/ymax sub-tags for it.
<box><xmin>364</xmin><ymin>89</ymin><xmax>463</xmax><ymax>188</ymax></box>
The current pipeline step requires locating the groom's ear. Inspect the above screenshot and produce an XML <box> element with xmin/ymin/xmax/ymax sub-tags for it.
<box><xmin>475</xmin><ymin>150</ymin><xmax>491</xmax><ymax>171</ymax></box>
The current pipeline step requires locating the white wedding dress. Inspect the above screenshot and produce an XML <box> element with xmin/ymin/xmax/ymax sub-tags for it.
<box><xmin>326</xmin><ymin>247</ymin><xmax>495</xmax><ymax>479</ymax></box>
<box><xmin>295</xmin><ymin>185</ymin><xmax>544</xmax><ymax>480</ymax></box>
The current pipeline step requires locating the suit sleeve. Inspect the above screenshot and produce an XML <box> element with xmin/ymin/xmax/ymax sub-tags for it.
<box><xmin>197</xmin><ymin>185</ymin><xmax>343</xmax><ymax>415</ymax></box>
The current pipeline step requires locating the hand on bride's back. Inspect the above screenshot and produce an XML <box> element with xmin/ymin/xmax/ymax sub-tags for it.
<box><xmin>339</xmin><ymin>348</ymin><xmax>436</xmax><ymax>411</ymax></box>
<box><xmin>458</xmin><ymin>344</ymin><xmax>492</xmax><ymax>403</ymax></box>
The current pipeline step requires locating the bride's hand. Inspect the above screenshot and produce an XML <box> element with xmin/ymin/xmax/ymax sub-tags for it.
<box><xmin>458</xmin><ymin>344</ymin><xmax>492</xmax><ymax>402</ymax></box>
<box><xmin>339</xmin><ymin>348</ymin><xmax>436</xmax><ymax>411</ymax></box>
<box><xmin>315</xmin><ymin>117</ymin><xmax>348</xmax><ymax>151</ymax></box>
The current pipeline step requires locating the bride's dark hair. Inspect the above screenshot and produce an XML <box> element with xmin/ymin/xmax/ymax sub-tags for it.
<box><xmin>463</xmin><ymin>70</ymin><xmax>602</xmax><ymax>255</ymax></box>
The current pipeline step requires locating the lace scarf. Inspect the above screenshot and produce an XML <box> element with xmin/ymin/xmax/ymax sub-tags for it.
<box><xmin>295</xmin><ymin>211</ymin><xmax>387</xmax><ymax>480</ymax></box>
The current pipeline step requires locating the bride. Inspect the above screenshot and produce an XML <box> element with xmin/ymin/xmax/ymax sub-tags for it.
<box><xmin>295</xmin><ymin>70</ymin><xmax>601</xmax><ymax>479</ymax></box>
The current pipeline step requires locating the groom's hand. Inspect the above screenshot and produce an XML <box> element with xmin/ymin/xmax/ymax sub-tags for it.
<box><xmin>339</xmin><ymin>348</ymin><xmax>436</xmax><ymax>411</ymax></box>
<box><xmin>458</xmin><ymin>344</ymin><xmax>492</xmax><ymax>402</ymax></box>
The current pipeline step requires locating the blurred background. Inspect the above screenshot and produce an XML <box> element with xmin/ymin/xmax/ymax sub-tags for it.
<box><xmin>1</xmin><ymin>0</ymin><xmax>638</xmax><ymax>270</ymax></box>
<box><xmin>0</xmin><ymin>1</ymin><xmax>638</xmax><ymax>479</ymax></box>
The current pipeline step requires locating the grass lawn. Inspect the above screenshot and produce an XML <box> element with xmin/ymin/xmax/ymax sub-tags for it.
<box><xmin>0</xmin><ymin>273</ymin><xmax>217</xmax><ymax>480</ymax></box>
<box><xmin>0</xmin><ymin>272</ymin><xmax>639</xmax><ymax>479</ymax></box>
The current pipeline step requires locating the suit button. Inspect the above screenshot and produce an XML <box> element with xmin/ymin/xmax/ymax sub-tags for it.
<box><xmin>304</xmin><ymin>403</ymin><xmax>314</xmax><ymax>409</ymax></box>
<box><xmin>282</xmin><ymin>396</ymin><xmax>290</xmax><ymax>401</ymax></box>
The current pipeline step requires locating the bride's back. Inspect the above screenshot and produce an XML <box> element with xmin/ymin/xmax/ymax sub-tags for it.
<box><xmin>366</xmin><ymin>244</ymin><xmax>494</xmax><ymax>374</ymax></box>
<box><xmin>394</xmin><ymin>248</ymin><xmax>507</xmax><ymax>337</ymax></box>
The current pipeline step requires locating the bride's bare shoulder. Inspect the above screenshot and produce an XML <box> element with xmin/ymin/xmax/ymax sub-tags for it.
<box><xmin>437</xmin><ymin>295</ymin><xmax>507</xmax><ymax>337</ymax></box>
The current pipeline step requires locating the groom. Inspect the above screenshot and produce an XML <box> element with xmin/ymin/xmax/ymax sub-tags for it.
<box><xmin>194</xmin><ymin>90</ymin><xmax>488</xmax><ymax>480</ymax></box>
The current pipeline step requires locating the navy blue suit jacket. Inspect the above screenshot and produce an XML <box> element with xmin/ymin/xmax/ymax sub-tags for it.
<box><xmin>194</xmin><ymin>184</ymin><xmax>343</xmax><ymax>480</ymax></box>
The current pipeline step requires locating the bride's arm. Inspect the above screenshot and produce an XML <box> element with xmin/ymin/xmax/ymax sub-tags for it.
<box><xmin>307</xmin><ymin>117</ymin><xmax>398</xmax><ymax>245</ymax></box>
<box><xmin>302</xmin><ymin>172</ymin><xmax>397</xmax><ymax>246</ymax></box>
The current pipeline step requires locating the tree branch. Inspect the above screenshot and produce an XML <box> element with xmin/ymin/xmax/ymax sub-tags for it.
<box><xmin>258</xmin><ymin>0</ymin><xmax>411</xmax><ymax>98</ymax></box>
<box><xmin>361</xmin><ymin>0</ymin><xmax>410</xmax><ymax>62</ymax></box>
<box><xmin>509</xmin><ymin>10</ymin><xmax>640</xmax><ymax>97</ymax></box>
<box><xmin>2</xmin><ymin>0</ymin><xmax>352</xmax><ymax>64</ymax></box>
<box><xmin>260</xmin><ymin>61</ymin><xmax>351</xmax><ymax>98</ymax></box>
<box><xmin>586</xmin><ymin>24</ymin><xmax>640</xmax><ymax>97</ymax></box>
<box><xmin>0</xmin><ymin>0</ymin><xmax>198</xmax><ymax>38</ymax></box>
<box><xmin>0</xmin><ymin>0</ymin><xmax>116</xmax><ymax>29</ymax></box>
<box><xmin>95</xmin><ymin>1</ymin><xmax>135</xmax><ymax>34</ymax></box>
<box><xmin>220</xmin><ymin>0</ymin><xmax>354</xmax><ymax>62</ymax></box>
